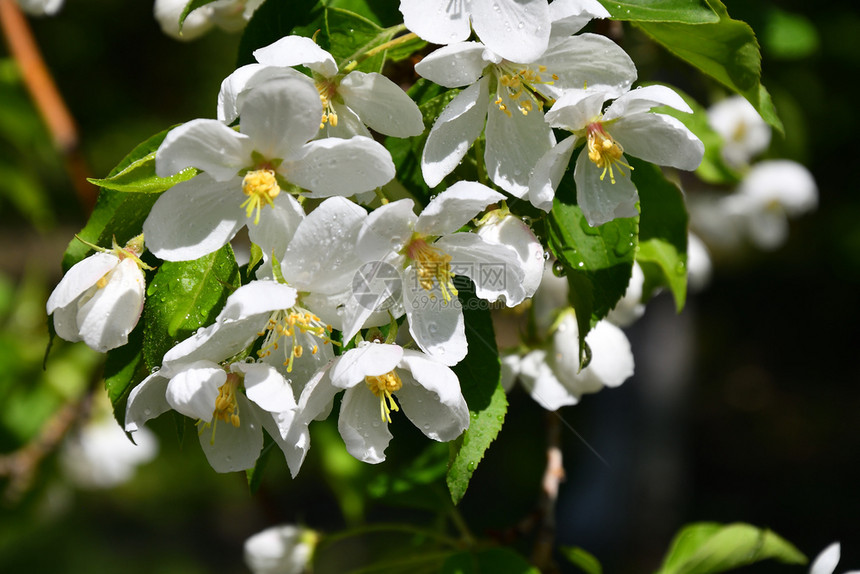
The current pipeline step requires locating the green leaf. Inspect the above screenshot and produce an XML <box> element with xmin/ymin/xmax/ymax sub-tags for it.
<box><xmin>546</xmin><ymin>172</ymin><xmax>638</xmax><ymax>360</ymax></box>
<box><xmin>630</xmin><ymin>157</ymin><xmax>688</xmax><ymax>310</ymax></box>
<box><xmin>246</xmin><ymin>434</ymin><xmax>276</xmax><ymax>493</ymax></box>
<box><xmin>597</xmin><ymin>0</ymin><xmax>718</xmax><ymax>23</ymax></box>
<box><xmin>656</xmin><ymin>522</ymin><xmax>807</xmax><ymax>574</ymax></box>
<box><xmin>560</xmin><ymin>546</ymin><xmax>603</xmax><ymax>574</ymax></box>
<box><xmin>87</xmin><ymin>153</ymin><xmax>196</xmax><ymax>193</ymax></box>
<box><xmin>446</xmin><ymin>282</ymin><xmax>506</xmax><ymax>505</ymax></box>
<box><xmin>635</xmin><ymin>0</ymin><xmax>783</xmax><ymax>133</ymax></box>
<box><xmin>442</xmin><ymin>548</ymin><xmax>540</xmax><ymax>574</ymax></box>
<box><xmin>142</xmin><ymin>245</ymin><xmax>240</xmax><ymax>371</ymax></box>
<box><xmin>103</xmin><ymin>322</ymin><xmax>147</xmax><ymax>428</ymax></box>
<box><xmin>238</xmin><ymin>0</ymin><xmax>324</xmax><ymax>66</ymax></box>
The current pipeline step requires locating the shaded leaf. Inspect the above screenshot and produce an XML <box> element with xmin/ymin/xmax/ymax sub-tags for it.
<box><xmin>597</xmin><ymin>0</ymin><xmax>718</xmax><ymax>23</ymax></box>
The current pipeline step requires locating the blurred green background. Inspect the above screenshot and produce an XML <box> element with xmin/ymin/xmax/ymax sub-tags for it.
<box><xmin>1</xmin><ymin>0</ymin><xmax>858</xmax><ymax>572</ymax></box>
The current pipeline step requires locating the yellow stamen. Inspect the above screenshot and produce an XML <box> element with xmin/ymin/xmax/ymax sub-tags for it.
<box><xmin>405</xmin><ymin>236</ymin><xmax>458</xmax><ymax>302</ymax></box>
<box><xmin>240</xmin><ymin>169</ymin><xmax>280</xmax><ymax>224</ymax></box>
<box><xmin>317</xmin><ymin>78</ymin><xmax>339</xmax><ymax>129</ymax></box>
<box><xmin>585</xmin><ymin>122</ymin><xmax>633</xmax><ymax>184</ymax></box>
<box><xmin>365</xmin><ymin>370</ymin><xmax>403</xmax><ymax>423</ymax></box>
<box><xmin>257</xmin><ymin>308</ymin><xmax>337</xmax><ymax>372</ymax></box>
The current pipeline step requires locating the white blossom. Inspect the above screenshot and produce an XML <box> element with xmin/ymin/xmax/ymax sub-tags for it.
<box><xmin>245</xmin><ymin>525</ymin><xmax>317</xmax><ymax>574</ymax></box>
<box><xmin>533</xmin><ymin>85</ymin><xmax>704</xmax><ymax>226</ymax></box>
<box><xmin>47</xmin><ymin>237</ymin><xmax>148</xmax><ymax>353</ymax></box>
<box><xmin>810</xmin><ymin>543</ymin><xmax>860</xmax><ymax>574</ymax></box>
<box><xmin>707</xmin><ymin>95</ymin><xmax>771</xmax><ymax>169</ymax></box>
<box><xmin>16</xmin><ymin>0</ymin><xmax>63</xmax><ymax>16</ymax></box>
<box><xmin>154</xmin><ymin>0</ymin><xmax>263</xmax><ymax>41</ymax></box>
<box><xmin>293</xmin><ymin>342</ymin><xmax>469</xmax><ymax>465</ymax></box>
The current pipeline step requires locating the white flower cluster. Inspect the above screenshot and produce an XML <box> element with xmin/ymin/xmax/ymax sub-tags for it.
<box><xmin>47</xmin><ymin>0</ymin><xmax>708</xmax><ymax>475</ymax></box>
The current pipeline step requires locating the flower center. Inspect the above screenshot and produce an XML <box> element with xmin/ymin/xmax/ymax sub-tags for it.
<box><xmin>241</xmin><ymin>169</ymin><xmax>281</xmax><ymax>225</ymax></box>
<box><xmin>316</xmin><ymin>78</ymin><xmax>339</xmax><ymax>129</ymax></box>
<box><xmin>256</xmin><ymin>308</ymin><xmax>335</xmax><ymax>372</ymax></box>
<box><xmin>405</xmin><ymin>236</ymin><xmax>458</xmax><ymax>303</ymax></box>
<box><xmin>213</xmin><ymin>373</ymin><xmax>242</xmax><ymax>428</ymax></box>
<box><xmin>365</xmin><ymin>370</ymin><xmax>403</xmax><ymax>423</ymax></box>
<box><xmin>494</xmin><ymin>63</ymin><xmax>556</xmax><ymax>117</ymax></box>
<box><xmin>586</xmin><ymin>122</ymin><xmax>633</xmax><ymax>184</ymax></box>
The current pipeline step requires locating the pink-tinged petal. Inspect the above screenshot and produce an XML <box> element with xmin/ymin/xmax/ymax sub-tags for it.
<box><xmin>435</xmin><ymin>232</ymin><xmax>528</xmax><ymax>307</ymax></box>
<box><xmin>537</xmin><ymin>34</ymin><xmax>636</xmax><ymax>100</ymax></box>
<box><xmin>156</xmin><ymin>119</ymin><xmax>251</xmax><ymax>180</ymax></box>
<box><xmin>477</xmin><ymin>215</ymin><xmax>545</xmax><ymax>299</ymax></box>
<box><xmin>414</xmin><ymin>42</ymin><xmax>489</xmax><ymax>88</ymax></box>
<box><xmin>238</xmin><ymin>76</ymin><xmax>322</xmax><ymax>160</ymax></box>
<box><xmin>236</xmin><ymin>362</ymin><xmax>297</xmax><ymax>413</ymax></box>
<box><xmin>125</xmin><ymin>372</ymin><xmax>170</xmax><ymax>433</ymax></box>
<box><xmin>218</xmin><ymin>280</ymin><xmax>297</xmax><ymax>322</ymax></box>
<box><xmin>421</xmin><ymin>76</ymin><xmax>490</xmax><ymax>188</ymax></box>
<box><xmin>252</xmin><ymin>35</ymin><xmax>338</xmax><ymax>77</ymax></box>
<box><xmin>339</xmin><ymin>71</ymin><xmax>424</xmax><ymax>137</ymax></box>
<box><xmin>282</xmin><ymin>196</ymin><xmax>367</xmax><ymax>293</ymax></box>
<box><xmin>485</xmin><ymin>88</ymin><xmax>554</xmax><ymax>197</ymax></box>
<box><xmin>403</xmin><ymin>267</ymin><xmax>467</xmax><ymax>366</ymax></box>
<box><xmin>415</xmin><ymin>181</ymin><xmax>504</xmax><ymax>236</ymax></box>
<box><xmin>470</xmin><ymin>0</ymin><xmax>550</xmax><ymax>63</ymax></box>
<box><xmin>573</xmin><ymin>149</ymin><xmax>639</xmax><ymax>226</ymax></box>
<box><xmin>76</xmin><ymin>258</ymin><xmax>145</xmax><ymax>352</ymax></box>
<box><xmin>247</xmin><ymin>192</ymin><xmax>305</xmax><ymax>262</ymax></box>
<box><xmin>604</xmin><ymin>84</ymin><xmax>692</xmax><ymax>120</ymax></box>
<box><xmin>518</xmin><ymin>350</ymin><xmax>579</xmax><ymax>411</ymax></box>
<box><xmin>357</xmin><ymin>198</ymin><xmax>416</xmax><ymax>261</ymax></box>
<box><xmin>544</xmin><ymin>89</ymin><xmax>608</xmax><ymax>131</ymax></box>
<box><xmin>613</xmin><ymin>112</ymin><xmax>704</xmax><ymax>171</ymax></box>
<box><xmin>330</xmin><ymin>343</ymin><xmax>404</xmax><ymax>389</ymax></box>
<box><xmin>198</xmin><ymin>393</ymin><xmax>263</xmax><ymax>472</ymax></box>
<box><xmin>47</xmin><ymin>252</ymin><xmax>119</xmax><ymax>312</ymax></box>
<box><xmin>397</xmin><ymin>350</ymin><xmax>469</xmax><ymax>441</ymax></box>
<box><xmin>142</xmin><ymin>174</ymin><xmax>246</xmax><ymax>262</ymax></box>
<box><xmin>399</xmin><ymin>0</ymin><xmax>471</xmax><ymax>46</ymax></box>
<box><xmin>528</xmin><ymin>135</ymin><xmax>577</xmax><ymax>212</ymax></box>
<box><xmin>284</xmin><ymin>136</ymin><xmax>395</xmax><ymax>197</ymax></box>
<box><xmin>165</xmin><ymin>361</ymin><xmax>225</xmax><ymax>421</ymax></box>
<box><xmin>338</xmin><ymin>385</ymin><xmax>393</xmax><ymax>463</ymax></box>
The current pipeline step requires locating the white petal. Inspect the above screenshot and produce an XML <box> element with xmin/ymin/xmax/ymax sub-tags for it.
<box><xmin>518</xmin><ymin>350</ymin><xmax>578</xmax><ymax>411</ymax></box>
<box><xmin>537</xmin><ymin>34</ymin><xmax>636</xmax><ymax>99</ymax></box>
<box><xmin>238</xmin><ymin>76</ymin><xmax>323</xmax><ymax>160</ymax></box>
<box><xmin>338</xmin><ymin>385</ymin><xmax>393</xmax><ymax>463</ymax></box>
<box><xmin>500</xmin><ymin>352</ymin><xmax>522</xmax><ymax>392</ymax></box>
<box><xmin>165</xmin><ymin>361</ymin><xmax>225</xmax><ymax>421</ymax></box>
<box><xmin>399</xmin><ymin>0</ymin><xmax>472</xmax><ymax>46</ymax></box>
<box><xmin>76</xmin><ymin>258</ymin><xmax>145</xmax><ymax>352</ymax></box>
<box><xmin>707</xmin><ymin>95</ymin><xmax>771</xmax><ymax>168</ymax></box>
<box><xmin>470</xmin><ymin>0</ymin><xmax>550</xmax><ymax>63</ymax></box>
<box><xmin>218</xmin><ymin>280</ymin><xmax>297</xmax><ymax>322</ymax></box>
<box><xmin>257</xmin><ymin>410</ymin><xmax>308</xmax><ymax>478</ymax></box>
<box><xmin>397</xmin><ymin>350</ymin><xmax>469</xmax><ymax>441</ymax></box>
<box><xmin>415</xmin><ymin>181</ymin><xmax>504</xmax><ymax>236</ymax></box>
<box><xmin>613</xmin><ymin>112</ymin><xmax>704</xmax><ymax>170</ymax></box>
<box><xmin>198</xmin><ymin>394</ymin><xmax>263</xmax><ymax>472</ymax></box>
<box><xmin>284</xmin><ymin>137</ymin><xmax>395</xmax><ymax>197</ymax></box>
<box><xmin>550</xmin><ymin>0</ymin><xmax>610</xmax><ymax>35</ymax></box>
<box><xmin>322</xmin><ymin>102</ymin><xmax>373</xmax><ymax>139</ymax></box>
<box><xmin>252</xmin><ymin>35</ymin><xmax>338</xmax><ymax>77</ymax></box>
<box><xmin>605</xmin><ymin>262</ymin><xmax>645</xmax><ymax>328</ymax></box>
<box><xmin>477</xmin><ymin>215</ymin><xmax>545</xmax><ymax>298</ymax></box>
<box><xmin>295</xmin><ymin>364</ymin><xmax>340</xmax><ymax>424</ymax></box>
<box><xmin>604</xmin><ymin>84</ymin><xmax>693</xmax><ymax>120</ymax></box>
<box><xmin>485</xmin><ymin>88</ymin><xmax>554</xmax><ymax>197</ymax></box>
<box><xmin>421</xmin><ymin>76</ymin><xmax>490</xmax><ymax>188</ymax></box>
<box><xmin>414</xmin><ymin>42</ymin><xmax>489</xmax><ymax>88</ymax></box>
<box><xmin>403</xmin><ymin>267</ymin><xmax>467</xmax><ymax>366</ymax></box>
<box><xmin>357</xmin><ymin>199</ymin><xmax>416</xmax><ymax>261</ymax></box>
<box><xmin>247</xmin><ymin>192</ymin><xmax>306</xmax><ymax>262</ymax></box>
<box><xmin>545</xmin><ymin>89</ymin><xmax>609</xmax><ymax>131</ymax></box>
<box><xmin>745</xmin><ymin>209</ymin><xmax>789</xmax><ymax>251</ymax></box>
<box><xmin>161</xmin><ymin>319</ymin><xmax>266</xmax><ymax>377</ymax></box>
<box><xmin>810</xmin><ymin>543</ymin><xmax>842</xmax><ymax>574</ymax></box>
<box><xmin>218</xmin><ymin>63</ymin><xmax>264</xmax><ymax>124</ymax></box>
<box><xmin>573</xmin><ymin>149</ymin><xmax>639</xmax><ymax>226</ymax></box>
<box><xmin>47</xmin><ymin>252</ymin><xmax>119</xmax><ymax>312</ymax></box>
<box><xmin>528</xmin><ymin>135</ymin><xmax>577</xmax><ymax>212</ymax></box>
<box><xmin>282</xmin><ymin>196</ymin><xmax>367</xmax><ymax>293</ymax></box>
<box><xmin>737</xmin><ymin>160</ymin><xmax>818</xmax><ymax>215</ymax></box>
<box><xmin>143</xmin><ymin>175</ymin><xmax>246</xmax><ymax>262</ymax></box>
<box><xmin>339</xmin><ymin>71</ymin><xmax>424</xmax><ymax>137</ymax></box>
<box><xmin>156</xmin><ymin>119</ymin><xmax>251</xmax><ymax>180</ymax></box>
<box><xmin>573</xmin><ymin>320</ymin><xmax>634</xmax><ymax>390</ymax></box>
<box><xmin>435</xmin><ymin>232</ymin><xmax>528</xmax><ymax>306</ymax></box>
<box><xmin>547</xmin><ymin>314</ymin><xmax>602</xmax><ymax>398</ymax></box>
<box><xmin>330</xmin><ymin>343</ymin><xmax>404</xmax><ymax>389</ymax></box>
<box><xmin>236</xmin><ymin>362</ymin><xmax>297</xmax><ymax>413</ymax></box>
<box><xmin>125</xmin><ymin>372</ymin><xmax>171</xmax><ymax>433</ymax></box>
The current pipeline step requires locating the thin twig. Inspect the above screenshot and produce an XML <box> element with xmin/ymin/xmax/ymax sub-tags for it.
<box><xmin>0</xmin><ymin>0</ymin><xmax>96</xmax><ymax>212</ymax></box>
<box><xmin>531</xmin><ymin>411</ymin><xmax>565</xmax><ymax>572</ymax></box>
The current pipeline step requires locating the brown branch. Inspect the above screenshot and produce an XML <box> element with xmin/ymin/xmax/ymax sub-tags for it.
<box><xmin>531</xmin><ymin>411</ymin><xmax>565</xmax><ymax>572</ymax></box>
<box><xmin>0</xmin><ymin>0</ymin><xmax>97</xmax><ymax>213</ymax></box>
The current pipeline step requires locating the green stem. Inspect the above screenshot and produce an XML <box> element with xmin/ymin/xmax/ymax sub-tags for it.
<box><xmin>448</xmin><ymin>503</ymin><xmax>477</xmax><ymax>546</ymax></box>
<box><xmin>474</xmin><ymin>133</ymin><xmax>488</xmax><ymax>186</ymax></box>
<box><xmin>317</xmin><ymin>522</ymin><xmax>461</xmax><ymax>551</ymax></box>
<box><xmin>342</xmin><ymin>26</ymin><xmax>415</xmax><ymax>71</ymax></box>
